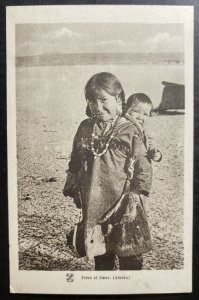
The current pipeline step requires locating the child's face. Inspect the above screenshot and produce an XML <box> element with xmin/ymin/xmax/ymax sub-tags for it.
<box><xmin>127</xmin><ymin>102</ymin><xmax>151</xmax><ymax>125</ymax></box>
<box><xmin>88</xmin><ymin>90</ymin><xmax>119</xmax><ymax>122</ymax></box>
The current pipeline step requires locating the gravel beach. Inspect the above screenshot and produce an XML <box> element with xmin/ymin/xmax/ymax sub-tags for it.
<box><xmin>17</xmin><ymin>106</ymin><xmax>184</xmax><ymax>270</ymax></box>
<box><xmin>15</xmin><ymin>62</ymin><xmax>184</xmax><ymax>271</ymax></box>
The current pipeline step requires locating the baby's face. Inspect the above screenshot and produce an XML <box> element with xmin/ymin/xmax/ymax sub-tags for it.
<box><xmin>127</xmin><ymin>102</ymin><xmax>151</xmax><ymax>125</ymax></box>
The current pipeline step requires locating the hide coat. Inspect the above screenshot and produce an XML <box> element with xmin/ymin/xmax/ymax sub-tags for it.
<box><xmin>63</xmin><ymin>116</ymin><xmax>153</xmax><ymax>258</ymax></box>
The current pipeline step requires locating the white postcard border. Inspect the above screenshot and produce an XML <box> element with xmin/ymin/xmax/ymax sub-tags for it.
<box><xmin>7</xmin><ymin>5</ymin><xmax>193</xmax><ymax>294</ymax></box>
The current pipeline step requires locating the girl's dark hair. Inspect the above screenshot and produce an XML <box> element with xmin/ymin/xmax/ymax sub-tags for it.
<box><xmin>126</xmin><ymin>93</ymin><xmax>153</xmax><ymax>111</ymax></box>
<box><xmin>85</xmin><ymin>72</ymin><xmax>125</xmax><ymax>117</ymax></box>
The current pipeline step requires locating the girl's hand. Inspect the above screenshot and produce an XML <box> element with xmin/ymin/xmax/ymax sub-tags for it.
<box><xmin>63</xmin><ymin>172</ymin><xmax>77</xmax><ymax>198</ymax></box>
<box><xmin>63</xmin><ymin>172</ymin><xmax>82</xmax><ymax>208</ymax></box>
<box><xmin>121</xmin><ymin>191</ymin><xmax>140</xmax><ymax>223</ymax></box>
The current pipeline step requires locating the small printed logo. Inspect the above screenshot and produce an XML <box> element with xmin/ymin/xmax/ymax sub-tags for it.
<box><xmin>66</xmin><ymin>273</ymin><xmax>74</xmax><ymax>282</ymax></box>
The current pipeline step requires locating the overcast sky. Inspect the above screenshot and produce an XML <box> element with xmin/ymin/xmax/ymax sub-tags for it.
<box><xmin>16</xmin><ymin>23</ymin><xmax>184</xmax><ymax>57</ymax></box>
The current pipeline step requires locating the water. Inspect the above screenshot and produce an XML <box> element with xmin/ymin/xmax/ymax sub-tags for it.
<box><xmin>16</xmin><ymin>63</ymin><xmax>184</xmax><ymax>126</ymax></box>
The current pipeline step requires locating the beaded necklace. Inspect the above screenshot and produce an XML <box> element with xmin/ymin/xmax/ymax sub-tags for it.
<box><xmin>91</xmin><ymin>115</ymin><xmax>120</xmax><ymax>159</ymax></box>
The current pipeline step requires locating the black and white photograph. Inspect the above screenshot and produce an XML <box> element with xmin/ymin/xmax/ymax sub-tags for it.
<box><xmin>7</xmin><ymin>4</ymin><xmax>193</xmax><ymax>294</ymax></box>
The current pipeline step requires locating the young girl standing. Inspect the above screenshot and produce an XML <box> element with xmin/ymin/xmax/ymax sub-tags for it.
<box><xmin>63</xmin><ymin>72</ymin><xmax>153</xmax><ymax>270</ymax></box>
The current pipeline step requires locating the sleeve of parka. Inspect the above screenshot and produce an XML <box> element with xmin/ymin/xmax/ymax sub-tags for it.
<box><xmin>67</xmin><ymin>127</ymin><xmax>82</xmax><ymax>175</ymax></box>
<box><xmin>130</xmin><ymin>133</ymin><xmax>153</xmax><ymax>196</ymax></box>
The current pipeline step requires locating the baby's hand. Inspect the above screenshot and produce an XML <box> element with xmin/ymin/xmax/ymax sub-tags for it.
<box><xmin>153</xmin><ymin>150</ymin><xmax>162</xmax><ymax>162</ymax></box>
<box><xmin>148</xmin><ymin>148</ymin><xmax>162</xmax><ymax>162</ymax></box>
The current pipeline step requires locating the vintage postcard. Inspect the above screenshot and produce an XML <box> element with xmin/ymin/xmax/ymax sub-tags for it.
<box><xmin>7</xmin><ymin>4</ymin><xmax>193</xmax><ymax>294</ymax></box>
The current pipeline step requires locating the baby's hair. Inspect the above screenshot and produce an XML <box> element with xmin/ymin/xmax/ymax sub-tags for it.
<box><xmin>85</xmin><ymin>72</ymin><xmax>125</xmax><ymax>117</ymax></box>
<box><xmin>126</xmin><ymin>93</ymin><xmax>153</xmax><ymax>111</ymax></box>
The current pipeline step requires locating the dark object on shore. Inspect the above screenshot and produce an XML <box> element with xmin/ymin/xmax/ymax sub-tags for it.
<box><xmin>23</xmin><ymin>194</ymin><xmax>32</xmax><ymax>201</ymax></box>
<box><xmin>42</xmin><ymin>177</ymin><xmax>57</xmax><ymax>182</ymax></box>
<box><xmin>154</xmin><ymin>81</ymin><xmax>185</xmax><ymax>114</ymax></box>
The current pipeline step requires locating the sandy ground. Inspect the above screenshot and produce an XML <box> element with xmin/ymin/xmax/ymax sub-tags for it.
<box><xmin>17</xmin><ymin>105</ymin><xmax>184</xmax><ymax>270</ymax></box>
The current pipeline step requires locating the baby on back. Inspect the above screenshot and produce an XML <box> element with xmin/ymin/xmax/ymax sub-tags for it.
<box><xmin>125</xmin><ymin>93</ymin><xmax>162</xmax><ymax>162</ymax></box>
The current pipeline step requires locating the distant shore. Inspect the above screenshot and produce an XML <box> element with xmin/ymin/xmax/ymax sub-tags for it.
<box><xmin>16</xmin><ymin>52</ymin><xmax>184</xmax><ymax>67</ymax></box>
